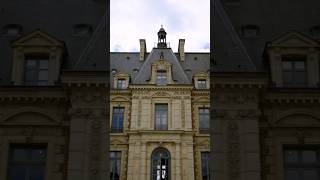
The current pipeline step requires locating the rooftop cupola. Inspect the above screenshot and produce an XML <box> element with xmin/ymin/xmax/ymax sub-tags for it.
<box><xmin>157</xmin><ymin>25</ymin><xmax>167</xmax><ymax>48</ymax></box>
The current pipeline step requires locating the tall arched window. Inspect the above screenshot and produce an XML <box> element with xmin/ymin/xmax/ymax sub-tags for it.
<box><xmin>151</xmin><ymin>148</ymin><xmax>170</xmax><ymax>180</ymax></box>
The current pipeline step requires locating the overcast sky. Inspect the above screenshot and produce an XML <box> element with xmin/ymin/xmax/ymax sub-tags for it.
<box><xmin>110</xmin><ymin>0</ymin><xmax>210</xmax><ymax>52</ymax></box>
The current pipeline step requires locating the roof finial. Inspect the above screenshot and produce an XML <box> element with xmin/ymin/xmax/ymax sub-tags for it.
<box><xmin>161</xmin><ymin>24</ymin><xmax>163</xmax><ymax>28</ymax></box>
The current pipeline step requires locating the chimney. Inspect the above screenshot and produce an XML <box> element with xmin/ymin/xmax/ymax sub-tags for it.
<box><xmin>139</xmin><ymin>39</ymin><xmax>147</xmax><ymax>61</ymax></box>
<box><xmin>178</xmin><ymin>39</ymin><xmax>185</xmax><ymax>62</ymax></box>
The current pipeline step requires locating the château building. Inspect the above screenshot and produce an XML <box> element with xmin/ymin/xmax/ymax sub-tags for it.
<box><xmin>110</xmin><ymin>27</ymin><xmax>210</xmax><ymax>180</ymax></box>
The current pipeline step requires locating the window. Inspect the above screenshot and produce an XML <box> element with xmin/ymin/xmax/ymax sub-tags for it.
<box><xmin>2</xmin><ymin>24</ymin><xmax>22</xmax><ymax>36</ymax></box>
<box><xmin>7</xmin><ymin>144</ymin><xmax>47</xmax><ymax>180</ymax></box>
<box><xmin>283</xmin><ymin>146</ymin><xmax>320</xmax><ymax>180</ymax></box>
<box><xmin>198</xmin><ymin>79</ymin><xmax>207</xmax><ymax>89</ymax></box>
<box><xmin>157</xmin><ymin>70</ymin><xmax>167</xmax><ymax>85</ymax></box>
<box><xmin>24</xmin><ymin>55</ymin><xmax>49</xmax><ymax>86</ymax></box>
<box><xmin>110</xmin><ymin>151</ymin><xmax>121</xmax><ymax>180</ymax></box>
<box><xmin>111</xmin><ymin>107</ymin><xmax>124</xmax><ymax>133</ymax></box>
<box><xmin>155</xmin><ymin>104</ymin><xmax>168</xmax><ymax>130</ymax></box>
<box><xmin>151</xmin><ymin>148</ymin><xmax>170</xmax><ymax>180</ymax></box>
<box><xmin>241</xmin><ymin>25</ymin><xmax>260</xmax><ymax>37</ymax></box>
<box><xmin>201</xmin><ymin>152</ymin><xmax>210</xmax><ymax>180</ymax></box>
<box><xmin>199</xmin><ymin>108</ymin><xmax>210</xmax><ymax>133</ymax></box>
<box><xmin>282</xmin><ymin>55</ymin><xmax>307</xmax><ymax>87</ymax></box>
<box><xmin>117</xmin><ymin>79</ymin><xmax>126</xmax><ymax>89</ymax></box>
<box><xmin>73</xmin><ymin>24</ymin><xmax>92</xmax><ymax>36</ymax></box>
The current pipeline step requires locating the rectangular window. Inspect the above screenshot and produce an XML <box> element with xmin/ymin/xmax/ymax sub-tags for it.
<box><xmin>24</xmin><ymin>55</ymin><xmax>49</xmax><ymax>86</ymax></box>
<box><xmin>283</xmin><ymin>145</ymin><xmax>320</xmax><ymax>180</ymax></box>
<box><xmin>201</xmin><ymin>152</ymin><xmax>210</xmax><ymax>180</ymax></box>
<box><xmin>199</xmin><ymin>108</ymin><xmax>210</xmax><ymax>133</ymax></box>
<box><xmin>282</xmin><ymin>55</ymin><xmax>307</xmax><ymax>87</ymax></box>
<box><xmin>7</xmin><ymin>144</ymin><xmax>47</xmax><ymax>180</ymax></box>
<box><xmin>156</xmin><ymin>70</ymin><xmax>167</xmax><ymax>85</ymax></box>
<box><xmin>155</xmin><ymin>104</ymin><xmax>168</xmax><ymax>130</ymax></box>
<box><xmin>110</xmin><ymin>151</ymin><xmax>121</xmax><ymax>180</ymax></box>
<box><xmin>111</xmin><ymin>107</ymin><xmax>124</xmax><ymax>133</ymax></box>
<box><xmin>198</xmin><ymin>79</ymin><xmax>207</xmax><ymax>89</ymax></box>
<box><xmin>117</xmin><ymin>79</ymin><xmax>126</xmax><ymax>89</ymax></box>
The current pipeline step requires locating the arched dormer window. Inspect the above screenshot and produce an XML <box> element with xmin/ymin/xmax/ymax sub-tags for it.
<box><xmin>149</xmin><ymin>59</ymin><xmax>174</xmax><ymax>85</ymax></box>
<box><xmin>113</xmin><ymin>72</ymin><xmax>129</xmax><ymax>89</ymax></box>
<box><xmin>194</xmin><ymin>72</ymin><xmax>209</xmax><ymax>89</ymax></box>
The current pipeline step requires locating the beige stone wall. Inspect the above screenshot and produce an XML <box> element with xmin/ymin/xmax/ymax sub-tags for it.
<box><xmin>110</xmin><ymin>85</ymin><xmax>210</xmax><ymax>180</ymax></box>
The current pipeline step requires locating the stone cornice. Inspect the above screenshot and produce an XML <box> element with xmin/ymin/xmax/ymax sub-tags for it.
<box><xmin>213</xmin><ymin>72</ymin><xmax>269</xmax><ymax>89</ymax></box>
<box><xmin>129</xmin><ymin>84</ymin><xmax>194</xmax><ymax>90</ymax></box>
<box><xmin>61</xmin><ymin>71</ymin><xmax>108</xmax><ymax>87</ymax></box>
<box><xmin>0</xmin><ymin>87</ymin><xmax>67</xmax><ymax>102</ymax></box>
<box><xmin>264</xmin><ymin>91</ymin><xmax>320</xmax><ymax>104</ymax></box>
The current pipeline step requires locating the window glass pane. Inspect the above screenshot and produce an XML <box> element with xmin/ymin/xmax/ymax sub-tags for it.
<box><xmin>294</xmin><ymin>71</ymin><xmax>306</xmax><ymax>85</ymax></box>
<box><xmin>26</xmin><ymin>60</ymin><xmax>37</xmax><ymax>69</ymax></box>
<box><xmin>285</xmin><ymin>170</ymin><xmax>299</xmax><ymax>180</ymax></box>
<box><xmin>294</xmin><ymin>61</ymin><xmax>305</xmax><ymax>70</ymax></box>
<box><xmin>110</xmin><ymin>151</ymin><xmax>121</xmax><ymax>180</ymax></box>
<box><xmin>12</xmin><ymin>148</ymin><xmax>29</xmax><ymax>161</ymax></box>
<box><xmin>29</xmin><ymin>165</ymin><xmax>45</xmax><ymax>180</ymax></box>
<box><xmin>303</xmin><ymin>170</ymin><xmax>318</xmax><ymax>180</ymax></box>
<box><xmin>38</xmin><ymin>70</ymin><xmax>48</xmax><ymax>81</ymax></box>
<box><xmin>283</xmin><ymin>72</ymin><xmax>293</xmax><ymax>85</ymax></box>
<box><xmin>302</xmin><ymin>151</ymin><xmax>317</xmax><ymax>163</ymax></box>
<box><xmin>31</xmin><ymin>148</ymin><xmax>47</xmax><ymax>161</ymax></box>
<box><xmin>25</xmin><ymin>70</ymin><xmax>38</xmax><ymax>82</ymax></box>
<box><xmin>155</xmin><ymin>104</ymin><xmax>168</xmax><ymax>130</ymax></box>
<box><xmin>39</xmin><ymin>60</ymin><xmax>49</xmax><ymax>69</ymax></box>
<box><xmin>111</xmin><ymin>107</ymin><xmax>124</xmax><ymax>133</ymax></box>
<box><xmin>284</xmin><ymin>150</ymin><xmax>298</xmax><ymax>163</ymax></box>
<box><xmin>8</xmin><ymin>165</ymin><xmax>26</xmax><ymax>180</ymax></box>
<box><xmin>199</xmin><ymin>108</ymin><xmax>210</xmax><ymax>133</ymax></box>
<box><xmin>198</xmin><ymin>80</ymin><xmax>207</xmax><ymax>89</ymax></box>
<box><xmin>117</xmin><ymin>79</ymin><xmax>126</xmax><ymax>89</ymax></box>
<box><xmin>201</xmin><ymin>152</ymin><xmax>210</xmax><ymax>180</ymax></box>
<box><xmin>282</xmin><ymin>61</ymin><xmax>293</xmax><ymax>70</ymax></box>
<box><xmin>157</xmin><ymin>70</ymin><xmax>167</xmax><ymax>85</ymax></box>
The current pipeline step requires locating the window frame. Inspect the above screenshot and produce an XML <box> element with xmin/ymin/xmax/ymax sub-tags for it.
<box><xmin>111</xmin><ymin>107</ymin><xmax>125</xmax><ymax>133</ymax></box>
<box><xmin>7</xmin><ymin>143</ymin><xmax>47</xmax><ymax>180</ymax></box>
<box><xmin>24</xmin><ymin>54</ymin><xmax>49</xmax><ymax>86</ymax></box>
<box><xmin>197</xmin><ymin>79</ymin><xmax>207</xmax><ymax>89</ymax></box>
<box><xmin>154</xmin><ymin>103</ymin><xmax>168</xmax><ymax>130</ymax></box>
<box><xmin>199</xmin><ymin>107</ymin><xmax>210</xmax><ymax>134</ymax></box>
<box><xmin>201</xmin><ymin>151</ymin><xmax>210</xmax><ymax>180</ymax></box>
<box><xmin>110</xmin><ymin>151</ymin><xmax>122</xmax><ymax>180</ymax></box>
<box><xmin>116</xmin><ymin>78</ymin><xmax>126</xmax><ymax>89</ymax></box>
<box><xmin>281</xmin><ymin>55</ymin><xmax>308</xmax><ymax>87</ymax></box>
<box><xmin>283</xmin><ymin>145</ymin><xmax>320</xmax><ymax>180</ymax></box>
<box><xmin>156</xmin><ymin>70</ymin><xmax>167</xmax><ymax>85</ymax></box>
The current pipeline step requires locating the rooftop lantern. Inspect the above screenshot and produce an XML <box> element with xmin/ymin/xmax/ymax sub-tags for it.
<box><xmin>157</xmin><ymin>25</ymin><xmax>167</xmax><ymax>48</ymax></box>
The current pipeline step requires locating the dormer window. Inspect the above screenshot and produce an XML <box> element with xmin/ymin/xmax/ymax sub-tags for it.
<box><xmin>156</xmin><ymin>70</ymin><xmax>167</xmax><ymax>85</ymax></box>
<box><xmin>197</xmin><ymin>79</ymin><xmax>207</xmax><ymax>89</ymax></box>
<box><xmin>241</xmin><ymin>25</ymin><xmax>260</xmax><ymax>37</ymax></box>
<box><xmin>24</xmin><ymin>54</ymin><xmax>49</xmax><ymax>86</ymax></box>
<box><xmin>2</xmin><ymin>24</ymin><xmax>22</xmax><ymax>36</ymax></box>
<box><xmin>282</xmin><ymin>55</ymin><xmax>307</xmax><ymax>87</ymax></box>
<box><xmin>117</xmin><ymin>78</ymin><xmax>126</xmax><ymax>89</ymax></box>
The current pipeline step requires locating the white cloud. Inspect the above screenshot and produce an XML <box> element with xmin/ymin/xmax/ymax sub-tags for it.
<box><xmin>110</xmin><ymin>0</ymin><xmax>210</xmax><ymax>52</ymax></box>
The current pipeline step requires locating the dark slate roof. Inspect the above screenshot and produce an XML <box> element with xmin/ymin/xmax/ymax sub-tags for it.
<box><xmin>213</xmin><ymin>0</ymin><xmax>257</xmax><ymax>73</ymax></box>
<box><xmin>110</xmin><ymin>50</ymin><xmax>209</xmax><ymax>85</ymax></box>
<box><xmin>133</xmin><ymin>48</ymin><xmax>190</xmax><ymax>84</ymax></box>
<box><xmin>221</xmin><ymin>0</ymin><xmax>320</xmax><ymax>72</ymax></box>
<box><xmin>0</xmin><ymin>0</ymin><xmax>106</xmax><ymax>85</ymax></box>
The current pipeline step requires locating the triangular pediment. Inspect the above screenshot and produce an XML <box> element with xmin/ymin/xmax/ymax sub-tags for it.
<box><xmin>12</xmin><ymin>29</ymin><xmax>64</xmax><ymax>47</ymax></box>
<box><xmin>268</xmin><ymin>31</ymin><xmax>320</xmax><ymax>48</ymax></box>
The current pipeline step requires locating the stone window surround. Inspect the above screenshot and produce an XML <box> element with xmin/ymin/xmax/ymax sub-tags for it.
<box><xmin>193</xmin><ymin>72</ymin><xmax>210</xmax><ymax>89</ymax></box>
<box><xmin>273</xmin><ymin>136</ymin><xmax>320</xmax><ymax>180</ymax></box>
<box><xmin>151</xmin><ymin>98</ymin><xmax>172</xmax><ymax>130</ymax></box>
<box><xmin>109</xmin><ymin>146</ymin><xmax>128</xmax><ymax>180</ymax></box>
<box><xmin>195</xmin><ymin>104</ymin><xmax>210</xmax><ymax>134</ymax></box>
<box><xmin>0</xmin><ymin>137</ymin><xmax>55</xmax><ymax>180</ymax></box>
<box><xmin>113</xmin><ymin>72</ymin><xmax>129</xmax><ymax>89</ymax></box>
<box><xmin>268</xmin><ymin>48</ymin><xmax>319</xmax><ymax>88</ymax></box>
<box><xmin>149</xmin><ymin>59</ymin><xmax>175</xmax><ymax>85</ymax></box>
<box><xmin>110</xmin><ymin>103</ymin><xmax>128</xmax><ymax>134</ymax></box>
